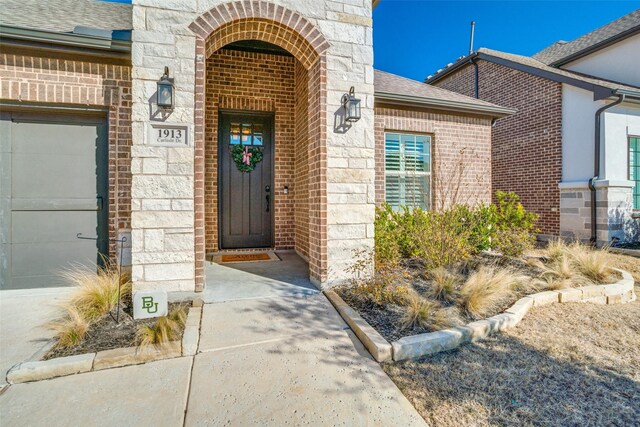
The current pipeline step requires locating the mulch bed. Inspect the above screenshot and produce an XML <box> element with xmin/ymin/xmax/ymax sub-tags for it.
<box><xmin>336</xmin><ymin>254</ymin><xmax>545</xmax><ymax>342</ymax></box>
<box><xmin>44</xmin><ymin>303</ymin><xmax>187</xmax><ymax>360</ymax></box>
<box><xmin>384</xmin><ymin>298</ymin><xmax>640</xmax><ymax>426</ymax></box>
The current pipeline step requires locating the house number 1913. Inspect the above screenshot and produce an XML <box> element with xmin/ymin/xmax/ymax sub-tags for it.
<box><xmin>149</xmin><ymin>123</ymin><xmax>189</xmax><ymax>146</ymax></box>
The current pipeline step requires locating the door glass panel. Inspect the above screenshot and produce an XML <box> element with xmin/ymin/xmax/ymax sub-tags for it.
<box><xmin>241</xmin><ymin>123</ymin><xmax>252</xmax><ymax>145</ymax></box>
<box><xmin>253</xmin><ymin>123</ymin><xmax>263</xmax><ymax>146</ymax></box>
<box><xmin>230</xmin><ymin>123</ymin><xmax>241</xmax><ymax>145</ymax></box>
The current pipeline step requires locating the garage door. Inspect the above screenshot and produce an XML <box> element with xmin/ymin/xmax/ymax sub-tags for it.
<box><xmin>0</xmin><ymin>112</ymin><xmax>108</xmax><ymax>289</ymax></box>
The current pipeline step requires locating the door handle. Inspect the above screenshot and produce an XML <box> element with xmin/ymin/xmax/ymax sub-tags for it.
<box><xmin>265</xmin><ymin>194</ymin><xmax>270</xmax><ymax>213</ymax></box>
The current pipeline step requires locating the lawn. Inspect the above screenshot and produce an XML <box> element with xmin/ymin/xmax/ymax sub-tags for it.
<box><xmin>383</xmin><ymin>294</ymin><xmax>640</xmax><ymax>426</ymax></box>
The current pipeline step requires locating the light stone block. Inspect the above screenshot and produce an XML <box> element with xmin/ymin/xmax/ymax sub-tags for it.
<box><xmin>93</xmin><ymin>342</ymin><xmax>181</xmax><ymax>370</ymax></box>
<box><xmin>393</xmin><ymin>329</ymin><xmax>465</xmax><ymax>361</ymax></box>
<box><xmin>7</xmin><ymin>353</ymin><xmax>95</xmax><ymax>384</ymax></box>
<box><xmin>558</xmin><ymin>288</ymin><xmax>583</xmax><ymax>303</ymax></box>
<box><xmin>531</xmin><ymin>291</ymin><xmax>560</xmax><ymax>306</ymax></box>
<box><xmin>145</xmin><ymin>262</ymin><xmax>194</xmax><ymax>281</ymax></box>
<box><xmin>133</xmin><ymin>290</ymin><xmax>168</xmax><ymax>319</ymax></box>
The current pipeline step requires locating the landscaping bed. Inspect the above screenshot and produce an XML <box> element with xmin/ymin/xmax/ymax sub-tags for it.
<box><xmin>383</xmin><ymin>298</ymin><xmax>640</xmax><ymax>426</ymax></box>
<box><xmin>44</xmin><ymin>303</ymin><xmax>188</xmax><ymax>360</ymax></box>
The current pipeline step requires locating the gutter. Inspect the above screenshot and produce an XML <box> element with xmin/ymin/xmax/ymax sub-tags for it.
<box><xmin>375</xmin><ymin>91</ymin><xmax>515</xmax><ymax>118</ymax></box>
<box><xmin>0</xmin><ymin>25</ymin><xmax>131</xmax><ymax>58</ymax></box>
<box><xmin>589</xmin><ymin>94</ymin><xmax>625</xmax><ymax>245</ymax></box>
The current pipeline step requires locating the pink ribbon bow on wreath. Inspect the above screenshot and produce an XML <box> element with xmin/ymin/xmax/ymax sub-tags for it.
<box><xmin>242</xmin><ymin>146</ymin><xmax>252</xmax><ymax>165</ymax></box>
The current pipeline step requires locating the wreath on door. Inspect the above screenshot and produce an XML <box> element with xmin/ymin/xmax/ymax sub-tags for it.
<box><xmin>231</xmin><ymin>145</ymin><xmax>263</xmax><ymax>173</ymax></box>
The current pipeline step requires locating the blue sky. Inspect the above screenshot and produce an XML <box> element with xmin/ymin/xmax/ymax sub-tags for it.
<box><xmin>373</xmin><ymin>1</ymin><xmax>640</xmax><ymax>81</ymax></box>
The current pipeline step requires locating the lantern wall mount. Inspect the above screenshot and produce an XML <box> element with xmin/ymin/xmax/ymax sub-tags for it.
<box><xmin>341</xmin><ymin>86</ymin><xmax>361</xmax><ymax>123</ymax></box>
<box><xmin>156</xmin><ymin>66</ymin><xmax>175</xmax><ymax>110</ymax></box>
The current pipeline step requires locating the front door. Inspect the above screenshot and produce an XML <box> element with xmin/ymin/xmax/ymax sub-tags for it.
<box><xmin>219</xmin><ymin>112</ymin><xmax>274</xmax><ymax>249</ymax></box>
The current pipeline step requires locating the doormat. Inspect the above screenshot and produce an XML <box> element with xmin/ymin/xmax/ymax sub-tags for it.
<box><xmin>209</xmin><ymin>251</ymin><xmax>280</xmax><ymax>264</ymax></box>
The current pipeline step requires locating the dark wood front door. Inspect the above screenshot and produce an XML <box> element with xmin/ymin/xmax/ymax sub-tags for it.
<box><xmin>219</xmin><ymin>112</ymin><xmax>274</xmax><ymax>249</ymax></box>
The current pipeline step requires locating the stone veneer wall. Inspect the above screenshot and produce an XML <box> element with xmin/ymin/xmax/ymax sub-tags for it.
<box><xmin>433</xmin><ymin>61</ymin><xmax>563</xmax><ymax>236</ymax></box>
<box><xmin>560</xmin><ymin>184</ymin><xmax>636</xmax><ymax>244</ymax></box>
<box><xmin>131</xmin><ymin>0</ymin><xmax>374</xmax><ymax>291</ymax></box>
<box><xmin>374</xmin><ymin>105</ymin><xmax>493</xmax><ymax>208</ymax></box>
<box><xmin>0</xmin><ymin>50</ymin><xmax>133</xmax><ymax>262</ymax></box>
<box><xmin>204</xmin><ymin>48</ymin><xmax>299</xmax><ymax>252</ymax></box>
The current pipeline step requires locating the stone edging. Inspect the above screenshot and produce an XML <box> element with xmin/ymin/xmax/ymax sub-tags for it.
<box><xmin>6</xmin><ymin>306</ymin><xmax>203</xmax><ymax>384</ymax></box>
<box><xmin>327</xmin><ymin>269</ymin><xmax>636</xmax><ymax>363</ymax></box>
<box><xmin>324</xmin><ymin>290</ymin><xmax>393</xmax><ymax>362</ymax></box>
<box><xmin>610</xmin><ymin>247</ymin><xmax>640</xmax><ymax>258</ymax></box>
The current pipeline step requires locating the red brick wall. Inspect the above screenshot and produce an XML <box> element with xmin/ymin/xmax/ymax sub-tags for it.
<box><xmin>433</xmin><ymin>61</ymin><xmax>562</xmax><ymax>235</ymax></box>
<box><xmin>375</xmin><ymin>105</ymin><xmax>493</xmax><ymax>209</ymax></box>
<box><xmin>294</xmin><ymin>61</ymin><xmax>310</xmax><ymax>258</ymax></box>
<box><xmin>205</xmin><ymin>48</ymin><xmax>304</xmax><ymax>252</ymax></box>
<box><xmin>0</xmin><ymin>50</ymin><xmax>132</xmax><ymax>256</ymax></box>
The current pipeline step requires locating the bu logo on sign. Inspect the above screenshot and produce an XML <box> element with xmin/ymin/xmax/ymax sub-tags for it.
<box><xmin>142</xmin><ymin>296</ymin><xmax>158</xmax><ymax>314</ymax></box>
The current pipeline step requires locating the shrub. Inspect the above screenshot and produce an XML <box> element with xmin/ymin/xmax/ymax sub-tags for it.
<box><xmin>427</xmin><ymin>267</ymin><xmax>461</xmax><ymax>303</ymax></box>
<box><xmin>374</xmin><ymin>203</ymin><xmax>402</xmax><ymax>268</ymax></box>
<box><xmin>49</xmin><ymin>307</ymin><xmax>89</xmax><ymax>349</ymax></box>
<box><xmin>458</xmin><ymin>266</ymin><xmax>524</xmax><ymax>319</ymax></box>
<box><xmin>136</xmin><ymin>305</ymin><xmax>187</xmax><ymax>348</ymax></box>
<box><xmin>350</xmin><ymin>273</ymin><xmax>411</xmax><ymax>306</ymax></box>
<box><xmin>62</xmin><ymin>261</ymin><xmax>131</xmax><ymax>322</ymax></box>
<box><xmin>401</xmin><ymin>294</ymin><xmax>460</xmax><ymax>331</ymax></box>
<box><xmin>491</xmin><ymin>192</ymin><xmax>539</xmax><ymax>257</ymax></box>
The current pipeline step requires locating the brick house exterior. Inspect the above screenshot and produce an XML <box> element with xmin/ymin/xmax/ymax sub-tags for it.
<box><xmin>434</xmin><ymin>61</ymin><xmax>563</xmax><ymax>235</ymax></box>
<box><xmin>0</xmin><ymin>0</ymin><xmax>512</xmax><ymax>292</ymax></box>
<box><xmin>429</xmin><ymin>39</ymin><xmax>640</xmax><ymax>245</ymax></box>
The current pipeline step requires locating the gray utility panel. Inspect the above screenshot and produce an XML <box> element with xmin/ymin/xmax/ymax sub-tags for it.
<box><xmin>0</xmin><ymin>111</ymin><xmax>108</xmax><ymax>289</ymax></box>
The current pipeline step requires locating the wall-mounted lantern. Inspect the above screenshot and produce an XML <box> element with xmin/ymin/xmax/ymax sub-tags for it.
<box><xmin>341</xmin><ymin>86</ymin><xmax>361</xmax><ymax>122</ymax></box>
<box><xmin>156</xmin><ymin>66</ymin><xmax>174</xmax><ymax>110</ymax></box>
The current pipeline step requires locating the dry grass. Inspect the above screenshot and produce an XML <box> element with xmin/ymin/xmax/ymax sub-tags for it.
<box><xmin>606</xmin><ymin>252</ymin><xmax>640</xmax><ymax>282</ymax></box>
<box><xmin>49</xmin><ymin>306</ymin><xmax>90</xmax><ymax>349</ymax></box>
<box><xmin>62</xmin><ymin>262</ymin><xmax>131</xmax><ymax>322</ymax></box>
<box><xmin>401</xmin><ymin>294</ymin><xmax>460</xmax><ymax>331</ymax></box>
<box><xmin>457</xmin><ymin>266</ymin><xmax>524</xmax><ymax>319</ymax></box>
<box><xmin>427</xmin><ymin>267</ymin><xmax>460</xmax><ymax>303</ymax></box>
<box><xmin>384</xmin><ymin>299</ymin><xmax>640</xmax><ymax>427</ymax></box>
<box><xmin>136</xmin><ymin>305</ymin><xmax>187</xmax><ymax>348</ymax></box>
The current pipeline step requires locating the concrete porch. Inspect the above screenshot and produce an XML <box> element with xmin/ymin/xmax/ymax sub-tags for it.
<box><xmin>172</xmin><ymin>251</ymin><xmax>319</xmax><ymax>303</ymax></box>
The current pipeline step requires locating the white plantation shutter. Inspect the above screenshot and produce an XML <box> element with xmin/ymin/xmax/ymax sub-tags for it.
<box><xmin>385</xmin><ymin>133</ymin><xmax>431</xmax><ymax>210</ymax></box>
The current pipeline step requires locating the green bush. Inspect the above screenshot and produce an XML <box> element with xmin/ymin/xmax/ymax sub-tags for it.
<box><xmin>373</xmin><ymin>192</ymin><xmax>539</xmax><ymax>269</ymax></box>
<box><xmin>491</xmin><ymin>191</ymin><xmax>539</xmax><ymax>257</ymax></box>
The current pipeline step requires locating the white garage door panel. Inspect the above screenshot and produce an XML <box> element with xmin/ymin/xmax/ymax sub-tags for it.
<box><xmin>0</xmin><ymin>113</ymin><xmax>108</xmax><ymax>289</ymax></box>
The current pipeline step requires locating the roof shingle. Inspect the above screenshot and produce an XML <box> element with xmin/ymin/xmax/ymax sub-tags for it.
<box><xmin>0</xmin><ymin>0</ymin><xmax>132</xmax><ymax>34</ymax></box>
<box><xmin>533</xmin><ymin>9</ymin><xmax>640</xmax><ymax>65</ymax></box>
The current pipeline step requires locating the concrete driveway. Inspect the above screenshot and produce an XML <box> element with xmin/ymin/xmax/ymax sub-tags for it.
<box><xmin>0</xmin><ymin>291</ymin><xmax>426</xmax><ymax>426</ymax></box>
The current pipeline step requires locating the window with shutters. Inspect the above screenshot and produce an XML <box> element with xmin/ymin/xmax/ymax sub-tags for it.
<box><xmin>384</xmin><ymin>132</ymin><xmax>432</xmax><ymax>210</ymax></box>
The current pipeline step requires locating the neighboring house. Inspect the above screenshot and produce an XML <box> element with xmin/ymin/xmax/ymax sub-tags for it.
<box><xmin>428</xmin><ymin>9</ymin><xmax>640</xmax><ymax>246</ymax></box>
<box><xmin>0</xmin><ymin>0</ymin><xmax>512</xmax><ymax>291</ymax></box>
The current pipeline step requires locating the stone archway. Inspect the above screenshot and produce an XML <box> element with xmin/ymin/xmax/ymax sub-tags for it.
<box><xmin>189</xmin><ymin>1</ymin><xmax>329</xmax><ymax>290</ymax></box>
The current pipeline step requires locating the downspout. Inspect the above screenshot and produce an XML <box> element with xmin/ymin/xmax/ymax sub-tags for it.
<box><xmin>589</xmin><ymin>94</ymin><xmax>625</xmax><ymax>245</ymax></box>
<box><xmin>471</xmin><ymin>57</ymin><xmax>479</xmax><ymax>99</ymax></box>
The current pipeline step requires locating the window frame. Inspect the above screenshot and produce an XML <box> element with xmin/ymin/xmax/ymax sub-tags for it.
<box><xmin>629</xmin><ymin>135</ymin><xmax>640</xmax><ymax>211</ymax></box>
<box><xmin>383</xmin><ymin>130</ymin><xmax>433</xmax><ymax>210</ymax></box>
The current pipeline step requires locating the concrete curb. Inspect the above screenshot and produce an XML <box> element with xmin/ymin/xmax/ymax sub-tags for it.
<box><xmin>6</xmin><ymin>306</ymin><xmax>203</xmax><ymax>384</ymax></box>
<box><xmin>391</xmin><ymin>269</ymin><xmax>636</xmax><ymax>361</ymax></box>
<box><xmin>7</xmin><ymin>353</ymin><xmax>95</xmax><ymax>384</ymax></box>
<box><xmin>324</xmin><ymin>290</ymin><xmax>393</xmax><ymax>362</ymax></box>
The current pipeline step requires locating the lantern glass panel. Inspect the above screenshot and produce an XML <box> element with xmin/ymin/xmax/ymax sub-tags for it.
<box><xmin>157</xmin><ymin>80</ymin><xmax>173</xmax><ymax>108</ymax></box>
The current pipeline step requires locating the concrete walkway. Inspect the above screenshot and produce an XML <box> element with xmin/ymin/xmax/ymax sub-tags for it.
<box><xmin>0</xmin><ymin>287</ymin><xmax>72</xmax><ymax>388</ymax></box>
<box><xmin>0</xmin><ymin>258</ymin><xmax>426</xmax><ymax>426</ymax></box>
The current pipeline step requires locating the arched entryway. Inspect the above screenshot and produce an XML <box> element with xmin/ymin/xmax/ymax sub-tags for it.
<box><xmin>189</xmin><ymin>1</ymin><xmax>329</xmax><ymax>291</ymax></box>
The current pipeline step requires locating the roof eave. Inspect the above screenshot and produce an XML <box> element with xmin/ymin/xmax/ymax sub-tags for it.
<box><xmin>550</xmin><ymin>26</ymin><xmax>640</xmax><ymax>67</ymax></box>
<box><xmin>425</xmin><ymin>52</ymin><xmax>478</xmax><ymax>84</ymax></box>
<box><xmin>374</xmin><ymin>91</ymin><xmax>516</xmax><ymax>118</ymax></box>
<box><xmin>0</xmin><ymin>24</ymin><xmax>131</xmax><ymax>58</ymax></box>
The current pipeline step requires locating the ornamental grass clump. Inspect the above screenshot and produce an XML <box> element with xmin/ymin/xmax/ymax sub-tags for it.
<box><xmin>136</xmin><ymin>305</ymin><xmax>187</xmax><ymax>348</ymax></box>
<box><xmin>427</xmin><ymin>267</ymin><xmax>461</xmax><ymax>303</ymax></box>
<box><xmin>62</xmin><ymin>261</ymin><xmax>131</xmax><ymax>322</ymax></box>
<box><xmin>401</xmin><ymin>294</ymin><xmax>460</xmax><ymax>331</ymax></box>
<box><xmin>568</xmin><ymin>244</ymin><xmax>613</xmax><ymax>284</ymax></box>
<box><xmin>49</xmin><ymin>306</ymin><xmax>90</xmax><ymax>349</ymax></box>
<box><xmin>458</xmin><ymin>266</ymin><xmax>524</xmax><ymax>319</ymax></box>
